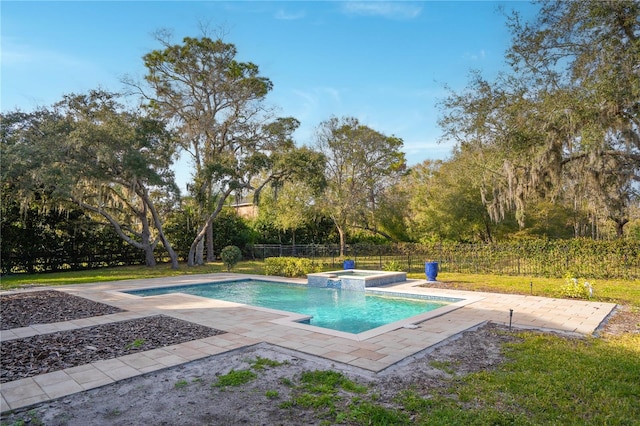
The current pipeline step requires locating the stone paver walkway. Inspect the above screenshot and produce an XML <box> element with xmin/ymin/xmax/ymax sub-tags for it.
<box><xmin>1</xmin><ymin>273</ymin><xmax>616</xmax><ymax>414</ymax></box>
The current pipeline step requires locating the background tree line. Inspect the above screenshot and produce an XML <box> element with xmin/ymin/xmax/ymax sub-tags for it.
<box><xmin>1</xmin><ymin>1</ymin><xmax>638</xmax><ymax>274</ymax></box>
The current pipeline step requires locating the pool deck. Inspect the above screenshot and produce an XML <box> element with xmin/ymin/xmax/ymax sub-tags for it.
<box><xmin>1</xmin><ymin>273</ymin><xmax>617</xmax><ymax>414</ymax></box>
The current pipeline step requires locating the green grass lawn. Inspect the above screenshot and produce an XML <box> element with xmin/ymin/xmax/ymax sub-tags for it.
<box><xmin>277</xmin><ymin>331</ymin><xmax>640</xmax><ymax>425</ymax></box>
<box><xmin>0</xmin><ymin>261</ymin><xmax>265</xmax><ymax>290</ymax></box>
<box><xmin>410</xmin><ymin>271</ymin><xmax>640</xmax><ymax>308</ymax></box>
<box><xmin>2</xmin><ymin>261</ymin><xmax>638</xmax><ymax>425</ymax></box>
<box><xmin>371</xmin><ymin>330</ymin><xmax>639</xmax><ymax>425</ymax></box>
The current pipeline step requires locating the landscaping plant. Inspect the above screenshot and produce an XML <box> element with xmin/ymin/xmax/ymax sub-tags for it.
<box><xmin>220</xmin><ymin>245</ymin><xmax>243</xmax><ymax>272</ymax></box>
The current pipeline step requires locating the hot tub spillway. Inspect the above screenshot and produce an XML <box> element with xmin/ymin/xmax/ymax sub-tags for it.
<box><xmin>307</xmin><ymin>270</ymin><xmax>407</xmax><ymax>290</ymax></box>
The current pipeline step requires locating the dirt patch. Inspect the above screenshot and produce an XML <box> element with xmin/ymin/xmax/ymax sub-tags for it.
<box><xmin>1</xmin><ymin>315</ymin><xmax>225</xmax><ymax>383</ymax></box>
<box><xmin>1</xmin><ymin>324</ymin><xmax>521</xmax><ymax>426</ymax></box>
<box><xmin>1</xmin><ymin>290</ymin><xmax>123</xmax><ymax>330</ymax></box>
<box><xmin>598</xmin><ymin>304</ymin><xmax>640</xmax><ymax>336</ymax></box>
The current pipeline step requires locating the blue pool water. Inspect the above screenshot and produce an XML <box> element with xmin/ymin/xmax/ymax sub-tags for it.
<box><xmin>126</xmin><ymin>280</ymin><xmax>453</xmax><ymax>334</ymax></box>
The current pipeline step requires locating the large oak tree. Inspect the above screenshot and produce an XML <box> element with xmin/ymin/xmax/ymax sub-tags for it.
<box><xmin>138</xmin><ymin>35</ymin><xmax>322</xmax><ymax>265</ymax></box>
<box><xmin>439</xmin><ymin>0</ymin><xmax>639</xmax><ymax>237</ymax></box>
<box><xmin>1</xmin><ymin>91</ymin><xmax>180</xmax><ymax>267</ymax></box>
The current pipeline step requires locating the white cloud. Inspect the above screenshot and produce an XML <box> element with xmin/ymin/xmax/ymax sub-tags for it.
<box><xmin>1</xmin><ymin>38</ymin><xmax>121</xmax><ymax>112</ymax></box>
<box><xmin>292</xmin><ymin>86</ymin><xmax>343</xmax><ymax>111</ymax></box>
<box><xmin>1</xmin><ymin>38</ymin><xmax>90</xmax><ymax>69</ymax></box>
<box><xmin>1</xmin><ymin>46</ymin><xmax>32</xmax><ymax>65</ymax></box>
<box><xmin>292</xmin><ymin>88</ymin><xmax>318</xmax><ymax>113</ymax></box>
<box><xmin>284</xmin><ymin>86</ymin><xmax>345</xmax><ymax>144</ymax></box>
<box><xmin>465</xmin><ymin>49</ymin><xmax>487</xmax><ymax>61</ymax></box>
<box><xmin>1</xmin><ymin>39</ymin><xmax>40</xmax><ymax>65</ymax></box>
<box><xmin>274</xmin><ymin>8</ymin><xmax>306</xmax><ymax>20</ymax></box>
<box><xmin>341</xmin><ymin>2</ymin><xmax>422</xmax><ymax>19</ymax></box>
<box><xmin>321</xmin><ymin>87</ymin><xmax>342</xmax><ymax>105</ymax></box>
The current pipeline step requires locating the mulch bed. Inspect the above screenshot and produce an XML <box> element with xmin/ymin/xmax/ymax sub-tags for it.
<box><xmin>1</xmin><ymin>290</ymin><xmax>124</xmax><ymax>330</ymax></box>
<box><xmin>1</xmin><ymin>315</ymin><xmax>226</xmax><ymax>383</ymax></box>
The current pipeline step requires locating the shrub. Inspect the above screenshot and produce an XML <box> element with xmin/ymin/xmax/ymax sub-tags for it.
<box><xmin>264</xmin><ymin>257</ymin><xmax>321</xmax><ymax>277</ymax></box>
<box><xmin>382</xmin><ymin>260</ymin><xmax>404</xmax><ymax>272</ymax></box>
<box><xmin>220</xmin><ymin>245</ymin><xmax>242</xmax><ymax>271</ymax></box>
<box><xmin>557</xmin><ymin>274</ymin><xmax>593</xmax><ymax>299</ymax></box>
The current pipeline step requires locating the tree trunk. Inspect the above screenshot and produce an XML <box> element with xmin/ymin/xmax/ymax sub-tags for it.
<box><xmin>291</xmin><ymin>229</ymin><xmax>297</xmax><ymax>256</ymax></box>
<box><xmin>187</xmin><ymin>188</ymin><xmax>234</xmax><ymax>266</ymax></box>
<box><xmin>614</xmin><ymin>218</ymin><xmax>628</xmax><ymax>238</ymax></box>
<box><xmin>187</xmin><ymin>226</ymin><xmax>204</xmax><ymax>266</ymax></box>
<box><xmin>143</xmin><ymin>245</ymin><xmax>157</xmax><ymax>267</ymax></box>
<box><xmin>196</xmin><ymin>238</ymin><xmax>205</xmax><ymax>265</ymax></box>
<box><xmin>73</xmin><ymin>197</ymin><xmax>160</xmax><ymax>267</ymax></box>
<box><xmin>140</xmin><ymin>216</ymin><xmax>157</xmax><ymax>267</ymax></box>
<box><xmin>206</xmin><ymin>222</ymin><xmax>215</xmax><ymax>262</ymax></box>
<box><xmin>337</xmin><ymin>225</ymin><xmax>346</xmax><ymax>257</ymax></box>
<box><xmin>156</xmin><ymin>230</ymin><xmax>179</xmax><ymax>269</ymax></box>
<box><xmin>484</xmin><ymin>220</ymin><xmax>493</xmax><ymax>243</ymax></box>
<box><xmin>186</xmin><ymin>233</ymin><xmax>204</xmax><ymax>266</ymax></box>
<box><xmin>140</xmin><ymin>185</ymin><xmax>179</xmax><ymax>269</ymax></box>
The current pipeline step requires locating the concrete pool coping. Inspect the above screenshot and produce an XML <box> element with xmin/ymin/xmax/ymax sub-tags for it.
<box><xmin>1</xmin><ymin>273</ymin><xmax>617</xmax><ymax>414</ymax></box>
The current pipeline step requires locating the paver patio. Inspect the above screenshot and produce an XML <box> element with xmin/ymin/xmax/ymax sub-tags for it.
<box><xmin>0</xmin><ymin>273</ymin><xmax>617</xmax><ymax>414</ymax></box>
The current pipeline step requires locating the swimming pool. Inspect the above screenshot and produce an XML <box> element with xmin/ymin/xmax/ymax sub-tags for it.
<box><xmin>125</xmin><ymin>279</ymin><xmax>459</xmax><ymax>334</ymax></box>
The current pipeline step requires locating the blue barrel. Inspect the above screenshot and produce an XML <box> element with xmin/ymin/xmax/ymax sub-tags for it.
<box><xmin>425</xmin><ymin>262</ymin><xmax>438</xmax><ymax>281</ymax></box>
<box><xmin>343</xmin><ymin>259</ymin><xmax>355</xmax><ymax>270</ymax></box>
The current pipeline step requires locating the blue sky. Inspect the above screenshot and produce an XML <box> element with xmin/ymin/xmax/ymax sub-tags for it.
<box><xmin>1</xmin><ymin>1</ymin><xmax>540</xmax><ymax>187</ymax></box>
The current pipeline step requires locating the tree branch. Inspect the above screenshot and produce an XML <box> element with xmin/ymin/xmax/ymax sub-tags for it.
<box><xmin>71</xmin><ymin>196</ymin><xmax>145</xmax><ymax>250</ymax></box>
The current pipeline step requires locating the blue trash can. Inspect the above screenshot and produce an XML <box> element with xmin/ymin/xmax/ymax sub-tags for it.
<box><xmin>343</xmin><ymin>259</ymin><xmax>355</xmax><ymax>270</ymax></box>
<box><xmin>425</xmin><ymin>262</ymin><xmax>438</xmax><ymax>281</ymax></box>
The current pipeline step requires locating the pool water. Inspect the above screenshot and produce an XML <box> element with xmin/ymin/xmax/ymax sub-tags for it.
<box><xmin>126</xmin><ymin>280</ymin><xmax>451</xmax><ymax>334</ymax></box>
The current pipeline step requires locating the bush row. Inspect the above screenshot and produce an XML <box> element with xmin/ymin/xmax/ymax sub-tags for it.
<box><xmin>251</xmin><ymin>239</ymin><xmax>640</xmax><ymax>279</ymax></box>
<box><xmin>264</xmin><ymin>257</ymin><xmax>322</xmax><ymax>278</ymax></box>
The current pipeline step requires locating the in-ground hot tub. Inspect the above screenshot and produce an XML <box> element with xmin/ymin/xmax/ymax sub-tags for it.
<box><xmin>307</xmin><ymin>269</ymin><xmax>407</xmax><ymax>290</ymax></box>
